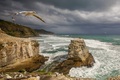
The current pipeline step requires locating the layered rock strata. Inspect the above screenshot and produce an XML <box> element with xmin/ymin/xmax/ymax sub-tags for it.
<box><xmin>51</xmin><ymin>38</ymin><xmax>95</xmax><ymax>74</ymax></box>
<box><xmin>0</xmin><ymin>29</ymin><xmax>46</xmax><ymax>72</ymax></box>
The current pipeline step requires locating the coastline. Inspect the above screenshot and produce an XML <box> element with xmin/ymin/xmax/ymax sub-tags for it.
<box><xmin>0</xmin><ymin>28</ymin><xmax>120</xmax><ymax>80</ymax></box>
<box><xmin>36</xmin><ymin>34</ymin><xmax>120</xmax><ymax>80</ymax></box>
<box><xmin>0</xmin><ymin>29</ymin><xmax>95</xmax><ymax>80</ymax></box>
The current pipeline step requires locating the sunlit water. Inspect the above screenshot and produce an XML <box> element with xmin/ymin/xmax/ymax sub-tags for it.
<box><xmin>33</xmin><ymin>34</ymin><xmax>120</xmax><ymax>80</ymax></box>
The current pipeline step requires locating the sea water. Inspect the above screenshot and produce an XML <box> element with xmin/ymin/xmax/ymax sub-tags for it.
<box><xmin>33</xmin><ymin>34</ymin><xmax>120</xmax><ymax>80</ymax></box>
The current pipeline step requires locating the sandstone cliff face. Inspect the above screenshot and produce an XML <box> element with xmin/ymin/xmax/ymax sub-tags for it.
<box><xmin>0</xmin><ymin>29</ymin><xmax>46</xmax><ymax>72</ymax></box>
<box><xmin>68</xmin><ymin>39</ymin><xmax>90</xmax><ymax>61</ymax></box>
<box><xmin>51</xmin><ymin>39</ymin><xmax>95</xmax><ymax>74</ymax></box>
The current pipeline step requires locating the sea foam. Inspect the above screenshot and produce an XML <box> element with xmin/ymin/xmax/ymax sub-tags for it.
<box><xmin>35</xmin><ymin>35</ymin><xmax>120</xmax><ymax>80</ymax></box>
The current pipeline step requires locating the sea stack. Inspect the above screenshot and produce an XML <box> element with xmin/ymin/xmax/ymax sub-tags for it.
<box><xmin>52</xmin><ymin>38</ymin><xmax>95</xmax><ymax>74</ymax></box>
<box><xmin>0</xmin><ymin>29</ymin><xmax>47</xmax><ymax>72</ymax></box>
<box><xmin>68</xmin><ymin>39</ymin><xmax>90</xmax><ymax>61</ymax></box>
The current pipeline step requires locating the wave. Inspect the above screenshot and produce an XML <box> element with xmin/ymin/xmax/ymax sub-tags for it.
<box><xmin>69</xmin><ymin>57</ymin><xmax>101</xmax><ymax>78</ymax></box>
<box><xmin>34</xmin><ymin>34</ymin><xmax>120</xmax><ymax>80</ymax></box>
<box><xmin>69</xmin><ymin>39</ymin><xmax>120</xmax><ymax>80</ymax></box>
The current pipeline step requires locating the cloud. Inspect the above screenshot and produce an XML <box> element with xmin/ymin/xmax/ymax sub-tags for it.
<box><xmin>38</xmin><ymin>0</ymin><xmax>119</xmax><ymax>11</ymax></box>
<box><xmin>0</xmin><ymin>0</ymin><xmax>120</xmax><ymax>34</ymax></box>
<box><xmin>35</xmin><ymin>2</ymin><xmax>120</xmax><ymax>25</ymax></box>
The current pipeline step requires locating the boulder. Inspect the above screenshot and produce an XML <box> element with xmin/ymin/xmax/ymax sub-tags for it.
<box><xmin>0</xmin><ymin>29</ymin><xmax>47</xmax><ymax>72</ymax></box>
<box><xmin>51</xmin><ymin>38</ymin><xmax>95</xmax><ymax>74</ymax></box>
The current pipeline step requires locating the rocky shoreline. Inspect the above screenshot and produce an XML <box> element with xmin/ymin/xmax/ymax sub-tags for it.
<box><xmin>0</xmin><ymin>72</ymin><xmax>95</xmax><ymax>80</ymax></box>
<box><xmin>0</xmin><ymin>29</ymin><xmax>47</xmax><ymax>73</ymax></box>
<box><xmin>47</xmin><ymin>39</ymin><xmax>95</xmax><ymax>75</ymax></box>
<box><xmin>0</xmin><ymin>29</ymin><xmax>119</xmax><ymax>80</ymax></box>
<box><xmin>0</xmin><ymin>71</ymin><xmax>120</xmax><ymax>80</ymax></box>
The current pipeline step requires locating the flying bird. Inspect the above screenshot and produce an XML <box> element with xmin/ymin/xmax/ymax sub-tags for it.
<box><xmin>11</xmin><ymin>11</ymin><xmax>45</xmax><ymax>23</ymax></box>
<box><xmin>19</xmin><ymin>11</ymin><xmax>45</xmax><ymax>23</ymax></box>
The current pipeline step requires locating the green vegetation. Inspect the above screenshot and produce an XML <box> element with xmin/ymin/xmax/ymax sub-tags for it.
<box><xmin>35</xmin><ymin>29</ymin><xmax>54</xmax><ymax>35</ymax></box>
<box><xmin>35</xmin><ymin>69</ymin><xmax>53</xmax><ymax>75</ymax></box>
<box><xmin>0</xmin><ymin>19</ymin><xmax>38</xmax><ymax>37</ymax></box>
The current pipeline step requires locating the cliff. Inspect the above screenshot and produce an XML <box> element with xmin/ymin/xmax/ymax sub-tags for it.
<box><xmin>51</xmin><ymin>38</ymin><xmax>95</xmax><ymax>74</ymax></box>
<box><xmin>0</xmin><ymin>20</ymin><xmax>38</xmax><ymax>37</ymax></box>
<box><xmin>35</xmin><ymin>29</ymin><xmax>54</xmax><ymax>35</ymax></box>
<box><xmin>0</xmin><ymin>29</ymin><xmax>47</xmax><ymax>72</ymax></box>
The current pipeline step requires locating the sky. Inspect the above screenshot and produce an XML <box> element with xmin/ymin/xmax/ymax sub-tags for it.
<box><xmin>1</xmin><ymin>0</ymin><xmax>120</xmax><ymax>34</ymax></box>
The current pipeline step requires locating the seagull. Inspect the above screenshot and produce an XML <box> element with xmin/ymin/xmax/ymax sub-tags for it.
<box><xmin>12</xmin><ymin>11</ymin><xmax>45</xmax><ymax>23</ymax></box>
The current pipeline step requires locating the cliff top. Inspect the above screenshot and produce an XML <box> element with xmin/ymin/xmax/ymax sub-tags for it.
<box><xmin>0</xmin><ymin>20</ymin><xmax>38</xmax><ymax>37</ymax></box>
<box><xmin>35</xmin><ymin>29</ymin><xmax>54</xmax><ymax>35</ymax></box>
<box><xmin>0</xmin><ymin>29</ymin><xmax>31</xmax><ymax>42</ymax></box>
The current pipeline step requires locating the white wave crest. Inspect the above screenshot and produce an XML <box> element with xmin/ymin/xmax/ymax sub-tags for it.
<box><xmin>33</xmin><ymin>35</ymin><xmax>120</xmax><ymax>80</ymax></box>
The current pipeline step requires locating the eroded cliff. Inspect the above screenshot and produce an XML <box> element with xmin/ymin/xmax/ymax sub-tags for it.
<box><xmin>0</xmin><ymin>29</ymin><xmax>46</xmax><ymax>72</ymax></box>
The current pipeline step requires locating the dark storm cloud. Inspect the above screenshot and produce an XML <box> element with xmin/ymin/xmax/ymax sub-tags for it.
<box><xmin>36</xmin><ymin>0</ymin><xmax>118</xmax><ymax>11</ymax></box>
<box><xmin>10</xmin><ymin>0</ymin><xmax>119</xmax><ymax>12</ymax></box>
<box><xmin>0</xmin><ymin>0</ymin><xmax>120</xmax><ymax>34</ymax></box>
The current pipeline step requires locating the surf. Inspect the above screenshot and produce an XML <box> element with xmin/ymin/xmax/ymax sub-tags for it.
<box><xmin>34</xmin><ymin>34</ymin><xmax>120</xmax><ymax>80</ymax></box>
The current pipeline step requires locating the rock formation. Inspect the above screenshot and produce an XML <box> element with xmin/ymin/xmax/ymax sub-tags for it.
<box><xmin>0</xmin><ymin>29</ymin><xmax>47</xmax><ymax>72</ymax></box>
<box><xmin>68</xmin><ymin>39</ymin><xmax>90</xmax><ymax>61</ymax></box>
<box><xmin>108</xmin><ymin>75</ymin><xmax>120</xmax><ymax>80</ymax></box>
<box><xmin>0</xmin><ymin>72</ymin><xmax>95</xmax><ymax>80</ymax></box>
<box><xmin>51</xmin><ymin>38</ymin><xmax>95</xmax><ymax>74</ymax></box>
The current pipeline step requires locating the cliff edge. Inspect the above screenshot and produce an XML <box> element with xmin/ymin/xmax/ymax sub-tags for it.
<box><xmin>0</xmin><ymin>20</ymin><xmax>38</xmax><ymax>37</ymax></box>
<box><xmin>0</xmin><ymin>29</ymin><xmax>47</xmax><ymax>72</ymax></box>
<box><xmin>35</xmin><ymin>29</ymin><xmax>54</xmax><ymax>35</ymax></box>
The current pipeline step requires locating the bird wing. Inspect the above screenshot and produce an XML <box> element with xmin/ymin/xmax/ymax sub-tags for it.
<box><xmin>19</xmin><ymin>11</ymin><xmax>27</xmax><ymax>14</ymax></box>
<box><xmin>32</xmin><ymin>14</ymin><xmax>45</xmax><ymax>23</ymax></box>
<box><xmin>19</xmin><ymin>11</ymin><xmax>35</xmax><ymax>16</ymax></box>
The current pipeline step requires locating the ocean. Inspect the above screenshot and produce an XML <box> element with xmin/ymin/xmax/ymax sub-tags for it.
<box><xmin>33</xmin><ymin>34</ymin><xmax>120</xmax><ymax>80</ymax></box>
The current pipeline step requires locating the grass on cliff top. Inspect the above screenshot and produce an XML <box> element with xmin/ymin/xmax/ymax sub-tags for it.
<box><xmin>0</xmin><ymin>19</ymin><xmax>38</xmax><ymax>37</ymax></box>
